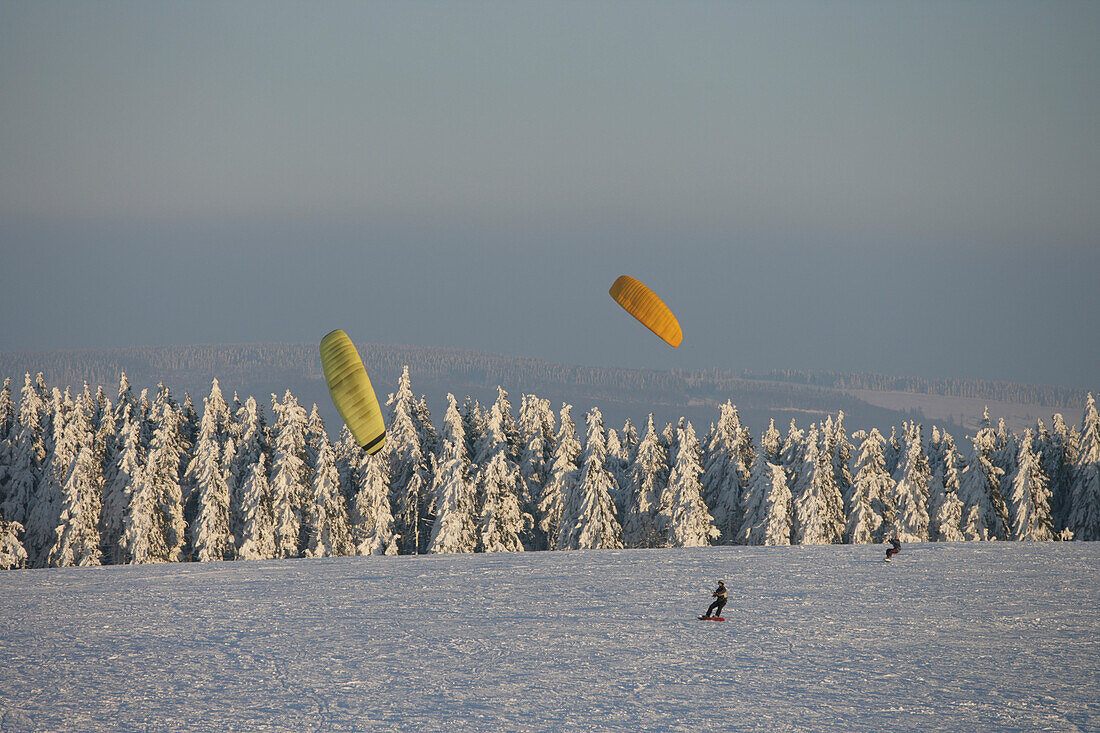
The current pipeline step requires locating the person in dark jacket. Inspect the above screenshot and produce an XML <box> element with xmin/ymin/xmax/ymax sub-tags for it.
<box><xmin>703</xmin><ymin>581</ymin><xmax>727</xmax><ymax>618</ymax></box>
<box><xmin>886</xmin><ymin>536</ymin><xmax>901</xmax><ymax>560</ymax></box>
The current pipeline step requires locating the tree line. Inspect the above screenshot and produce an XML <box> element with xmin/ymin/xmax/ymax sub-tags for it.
<box><xmin>0</xmin><ymin>368</ymin><xmax>1098</xmax><ymax>570</ymax></box>
<box><xmin>741</xmin><ymin>369</ymin><xmax>1087</xmax><ymax>409</ymax></box>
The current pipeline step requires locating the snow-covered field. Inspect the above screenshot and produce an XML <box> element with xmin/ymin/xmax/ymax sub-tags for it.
<box><xmin>1</xmin><ymin>543</ymin><xmax>1097</xmax><ymax>732</ymax></box>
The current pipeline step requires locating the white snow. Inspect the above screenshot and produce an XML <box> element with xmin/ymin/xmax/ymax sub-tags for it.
<box><xmin>1</xmin><ymin>543</ymin><xmax>1097</xmax><ymax>732</ymax></box>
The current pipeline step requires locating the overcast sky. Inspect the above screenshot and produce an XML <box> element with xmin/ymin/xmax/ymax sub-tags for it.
<box><xmin>1</xmin><ymin>1</ymin><xmax>1097</xmax><ymax>389</ymax></box>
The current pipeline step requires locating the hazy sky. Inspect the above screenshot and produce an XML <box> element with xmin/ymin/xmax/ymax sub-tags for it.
<box><xmin>1</xmin><ymin>1</ymin><xmax>1097</xmax><ymax>389</ymax></box>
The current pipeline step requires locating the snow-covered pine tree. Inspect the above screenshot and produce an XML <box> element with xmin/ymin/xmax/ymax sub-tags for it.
<box><xmin>477</xmin><ymin>450</ymin><xmax>527</xmax><ymax>553</ymax></box>
<box><xmin>846</xmin><ymin>430</ymin><xmax>887</xmax><ymax>544</ymax></box>
<box><xmin>739</xmin><ymin>453</ymin><xmax>792</xmax><ymax>546</ymax></box>
<box><xmin>237</xmin><ymin>453</ymin><xmax>276</xmax><ymax>560</ymax></box>
<box><xmin>187</xmin><ymin>380</ymin><xmax>234</xmax><ymax>561</ymax></box>
<box><xmin>831</xmin><ymin>412</ymin><xmax>855</xmax><ymax>506</ymax></box>
<box><xmin>701</xmin><ymin>401</ymin><xmax>752</xmax><ymax>545</ymax></box>
<box><xmin>305</xmin><ymin>437</ymin><xmax>354</xmax><ymax>557</ymax></box>
<box><xmin>25</xmin><ymin>386</ymin><xmax>73</xmax><ymax>566</ymax></box>
<box><xmin>892</xmin><ymin>422</ymin><xmax>931</xmax><ymax>542</ymax></box>
<box><xmin>760</xmin><ymin>419</ymin><xmax>782</xmax><ymax>464</ymax></box>
<box><xmin>655</xmin><ymin>424</ymin><xmax>718</xmax><ymax>548</ymax></box>
<box><xmin>46</xmin><ymin>398</ymin><xmax>104</xmax><ymax>567</ymax></box>
<box><xmin>1008</xmin><ymin>430</ymin><xmax>1055</xmax><ymax>541</ymax></box>
<box><xmin>101</xmin><ymin>405</ymin><xmax>143</xmax><ymax>563</ymax></box>
<box><xmin>119</xmin><ymin>386</ymin><xmax>188</xmax><ymax>563</ymax></box>
<box><xmin>517</xmin><ymin>394</ymin><xmax>556</xmax><ymax>547</ymax></box>
<box><xmin>538</xmin><ymin>404</ymin><xmax>580</xmax><ymax>550</ymax></box>
<box><xmin>0</xmin><ymin>378</ymin><xmax>13</xmax><ymax>506</ymax></box>
<box><xmin>1066</xmin><ymin>394</ymin><xmax>1100</xmax><ymax>540</ymax></box>
<box><xmin>558</xmin><ymin>407</ymin><xmax>623</xmax><ymax>550</ymax></box>
<box><xmin>958</xmin><ymin>409</ymin><xmax>1010</xmax><ymax>540</ymax></box>
<box><xmin>927</xmin><ymin>429</ymin><xmax>966</xmax><ymax>542</ymax></box>
<box><xmin>229</xmin><ymin>396</ymin><xmax>268</xmax><ymax>556</ymax></box>
<box><xmin>780</xmin><ymin>419</ymin><xmax>806</xmax><ymax>492</ymax></box>
<box><xmin>461</xmin><ymin>396</ymin><xmax>487</xmax><ymax>464</ymax></box>
<box><xmin>428</xmin><ymin>394</ymin><xmax>478</xmax><ymax>554</ymax></box>
<box><xmin>605</xmin><ymin>427</ymin><xmax>631</xmax><ymax>518</ymax></box>
<box><xmin>0</xmin><ymin>518</ymin><xmax>27</xmax><ymax>569</ymax></box>
<box><xmin>792</xmin><ymin>426</ymin><xmax>845</xmax><ymax>545</ymax></box>
<box><xmin>2</xmin><ymin>375</ymin><xmax>49</xmax><ymax>528</ymax></box>
<box><xmin>622</xmin><ymin>415</ymin><xmax>670</xmax><ymax>548</ymax></box>
<box><xmin>1042</xmin><ymin>413</ymin><xmax>1078</xmax><ymax>533</ymax></box>
<box><xmin>386</xmin><ymin>367</ymin><xmax>430</xmax><ymax>554</ymax></box>
<box><xmin>351</xmin><ymin>451</ymin><xmax>399</xmax><ymax>556</ymax></box>
<box><xmin>883</xmin><ymin>425</ymin><xmax>902</xmax><ymax>477</ymax></box>
<box><xmin>269</xmin><ymin>391</ymin><xmax>311</xmax><ymax>559</ymax></box>
<box><xmin>474</xmin><ymin>387</ymin><xmax>530</xmax><ymax>551</ymax></box>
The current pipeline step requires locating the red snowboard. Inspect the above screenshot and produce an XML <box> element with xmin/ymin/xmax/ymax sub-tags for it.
<box><xmin>698</xmin><ymin>616</ymin><xmax>725</xmax><ymax>621</ymax></box>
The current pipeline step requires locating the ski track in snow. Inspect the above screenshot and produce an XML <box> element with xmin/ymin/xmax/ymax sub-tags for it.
<box><xmin>0</xmin><ymin>543</ymin><xmax>1097</xmax><ymax>732</ymax></box>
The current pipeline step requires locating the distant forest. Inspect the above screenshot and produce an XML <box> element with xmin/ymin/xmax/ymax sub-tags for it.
<box><xmin>741</xmin><ymin>369</ymin><xmax>1088</xmax><ymax>409</ymax></box>
<box><xmin>0</xmin><ymin>343</ymin><xmax>1085</xmax><ymax>410</ymax></box>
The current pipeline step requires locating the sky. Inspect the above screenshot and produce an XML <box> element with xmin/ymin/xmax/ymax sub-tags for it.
<box><xmin>1</xmin><ymin>1</ymin><xmax>1097</xmax><ymax>389</ymax></box>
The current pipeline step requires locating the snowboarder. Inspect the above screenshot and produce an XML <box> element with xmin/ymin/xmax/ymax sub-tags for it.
<box><xmin>885</xmin><ymin>535</ymin><xmax>901</xmax><ymax>561</ymax></box>
<box><xmin>703</xmin><ymin>581</ymin><xmax>727</xmax><ymax>618</ymax></box>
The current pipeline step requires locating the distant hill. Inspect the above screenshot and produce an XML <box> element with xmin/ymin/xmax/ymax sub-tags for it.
<box><xmin>0</xmin><ymin>343</ymin><xmax>1087</xmax><ymax>437</ymax></box>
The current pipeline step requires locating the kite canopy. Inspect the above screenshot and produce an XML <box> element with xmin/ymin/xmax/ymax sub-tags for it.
<box><xmin>319</xmin><ymin>329</ymin><xmax>386</xmax><ymax>454</ymax></box>
<box><xmin>609</xmin><ymin>275</ymin><xmax>682</xmax><ymax>348</ymax></box>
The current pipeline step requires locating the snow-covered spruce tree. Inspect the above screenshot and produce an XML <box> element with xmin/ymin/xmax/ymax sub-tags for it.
<box><xmin>269</xmin><ymin>391</ymin><xmax>311</xmax><ymax>559</ymax></box>
<box><xmin>101</xmin><ymin>405</ymin><xmax>143</xmax><ymax>563</ymax></box>
<box><xmin>119</xmin><ymin>386</ymin><xmax>188</xmax><ymax>563</ymax></box>
<box><xmin>229</xmin><ymin>396</ymin><xmax>269</xmax><ymax>556</ymax></box>
<box><xmin>46</xmin><ymin>400</ymin><xmax>104</xmax><ymax>567</ymax></box>
<box><xmin>622</xmin><ymin>415</ymin><xmax>670</xmax><ymax>548</ymax></box>
<box><xmin>792</xmin><ymin>426</ymin><xmax>845</xmax><ymax>545</ymax></box>
<box><xmin>461</xmin><ymin>396</ymin><xmax>487</xmax><ymax>464</ymax></box>
<box><xmin>760</xmin><ymin>419</ymin><xmax>782</xmax><ymax>464</ymax></box>
<box><xmin>993</xmin><ymin>418</ymin><xmax>1019</xmax><ymax>490</ymax></box>
<box><xmin>883</xmin><ymin>425</ymin><xmax>902</xmax><ymax>477</ymax></box>
<box><xmin>1042</xmin><ymin>413</ymin><xmax>1078</xmax><ymax>534</ymax></box>
<box><xmin>1008</xmin><ymin>430</ymin><xmax>1055</xmax><ymax>541</ymax></box>
<box><xmin>186</xmin><ymin>381</ymin><xmax>234</xmax><ymax>561</ymax></box>
<box><xmin>305</xmin><ymin>437</ymin><xmax>354</xmax><ymax>558</ymax></box>
<box><xmin>351</xmin><ymin>450</ymin><xmax>399</xmax><ymax>556</ymax></box>
<box><xmin>1041</xmin><ymin>413</ymin><xmax>1078</xmax><ymax>533</ymax></box>
<box><xmin>846</xmin><ymin>430</ymin><xmax>888</xmax><ymax>544</ymax></box>
<box><xmin>477</xmin><ymin>450</ymin><xmax>527</xmax><ymax>553</ymax></box>
<box><xmin>386</xmin><ymin>367</ymin><xmax>431</xmax><ymax>554</ymax></box>
<box><xmin>605</xmin><ymin>427</ymin><xmax>631</xmax><ymax>518</ymax></box>
<box><xmin>559</xmin><ymin>407</ymin><xmax>623</xmax><ymax>550</ymax></box>
<box><xmin>517</xmin><ymin>394</ymin><xmax>556</xmax><ymax>548</ymax></box>
<box><xmin>958</xmin><ymin>409</ymin><xmax>1010</xmax><ymax>540</ymax></box>
<box><xmin>0</xmin><ymin>377</ymin><xmax>13</xmax><ymax>506</ymax></box>
<box><xmin>428</xmin><ymin>394</ymin><xmax>478</xmax><ymax>554</ymax></box>
<box><xmin>538</xmin><ymin>404</ymin><xmax>581</xmax><ymax>550</ymax></box>
<box><xmin>655</xmin><ymin>424</ymin><xmax>718</xmax><ymax>548</ymax></box>
<box><xmin>2</xmin><ymin>375</ymin><xmax>49</xmax><ymax>528</ymax></box>
<box><xmin>927</xmin><ymin>429</ymin><xmax>966</xmax><ymax>542</ymax></box>
<box><xmin>892</xmin><ymin>422</ymin><xmax>931</xmax><ymax>542</ymax></box>
<box><xmin>25</xmin><ymin>387</ymin><xmax>73</xmax><ymax>566</ymax></box>
<box><xmin>779</xmin><ymin>419</ymin><xmax>806</xmax><ymax>493</ymax></box>
<box><xmin>739</xmin><ymin>453</ymin><xmax>792</xmax><ymax>546</ymax></box>
<box><xmin>237</xmin><ymin>453</ymin><xmax>276</xmax><ymax>560</ymax></box>
<box><xmin>830</xmin><ymin>412</ymin><xmax>855</xmax><ymax>507</ymax></box>
<box><xmin>1066</xmin><ymin>393</ymin><xmax>1100</xmax><ymax>540</ymax></box>
<box><xmin>702</xmin><ymin>401</ymin><xmax>752</xmax><ymax>545</ymax></box>
<box><xmin>474</xmin><ymin>387</ymin><xmax>530</xmax><ymax>551</ymax></box>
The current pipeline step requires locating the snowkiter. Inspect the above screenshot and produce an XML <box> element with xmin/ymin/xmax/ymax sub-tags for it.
<box><xmin>886</xmin><ymin>536</ymin><xmax>901</xmax><ymax>560</ymax></box>
<box><xmin>704</xmin><ymin>581</ymin><xmax>727</xmax><ymax>618</ymax></box>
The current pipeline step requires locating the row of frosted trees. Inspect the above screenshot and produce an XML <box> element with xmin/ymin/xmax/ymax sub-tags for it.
<box><xmin>1</xmin><ymin>368</ymin><xmax>1098</xmax><ymax>569</ymax></box>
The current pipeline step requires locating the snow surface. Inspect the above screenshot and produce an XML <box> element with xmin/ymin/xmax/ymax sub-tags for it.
<box><xmin>1</xmin><ymin>543</ymin><xmax>1097</xmax><ymax>732</ymax></box>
